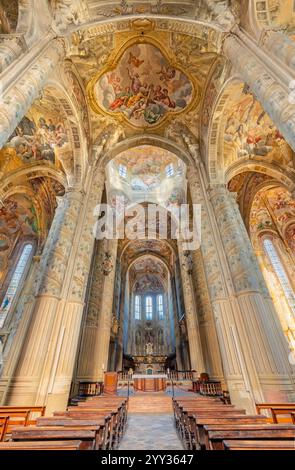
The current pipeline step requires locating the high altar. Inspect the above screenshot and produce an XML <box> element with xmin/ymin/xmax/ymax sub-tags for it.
<box><xmin>133</xmin><ymin>374</ymin><xmax>167</xmax><ymax>392</ymax></box>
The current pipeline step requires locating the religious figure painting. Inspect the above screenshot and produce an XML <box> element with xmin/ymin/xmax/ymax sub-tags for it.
<box><xmin>223</xmin><ymin>93</ymin><xmax>294</xmax><ymax>169</ymax></box>
<box><xmin>92</xmin><ymin>43</ymin><xmax>194</xmax><ymax>127</ymax></box>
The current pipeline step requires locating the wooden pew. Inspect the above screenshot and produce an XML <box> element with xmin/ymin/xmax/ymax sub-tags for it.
<box><xmin>0</xmin><ymin>410</ymin><xmax>30</xmax><ymax>439</ymax></box>
<box><xmin>11</xmin><ymin>426</ymin><xmax>101</xmax><ymax>450</ymax></box>
<box><xmin>0</xmin><ymin>417</ymin><xmax>8</xmax><ymax>442</ymax></box>
<box><xmin>66</xmin><ymin>401</ymin><xmax>127</xmax><ymax>438</ymax></box>
<box><xmin>203</xmin><ymin>423</ymin><xmax>295</xmax><ymax>450</ymax></box>
<box><xmin>175</xmin><ymin>404</ymin><xmax>246</xmax><ymax>445</ymax></box>
<box><xmin>0</xmin><ymin>406</ymin><xmax>45</xmax><ymax>423</ymax></box>
<box><xmin>223</xmin><ymin>439</ymin><xmax>295</xmax><ymax>450</ymax></box>
<box><xmin>0</xmin><ymin>440</ymin><xmax>83</xmax><ymax>450</ymax></box>
<box><xmin>36</xmin><ymin>416</ymin><xmax>112</xmax><ymax>449</ymax></box>
<box><xmin>256</xmin><ymin>403</ymin><xmax>295</xmax><ymax>422</ymax></box>
<box><xmin>270</xmin><ymin>408</ymin><xmax>295</xmax><ymax>423</ymax></box>
<box><xmin>189</xmin><ymin>415</ymin><xmax>269</xmax><ymax>450</ymax></box>
<box><xmin>53</xmin><ymin>410</ymin><xmax>123</xmax><ymax>449</ymax></box>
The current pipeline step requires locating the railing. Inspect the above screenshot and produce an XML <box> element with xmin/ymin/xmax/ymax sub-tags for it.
<box><xmin>167</xmin><ymin>370</ymin><xmax>198</xmax><ymax>381</ymax></box>
<box><xmin>118</xmin><ymin>371</ymin><xmax>133</xmax><ymax>380</ymax></box>
<box><xmin>78</xmin><ymin>381</ymin><xmax>104</xmax><ymax>397</ymax></box>
<box><xmin>118</xmin><ymin>370</ymin><xmax>199</xmax><ymax>381</ymax></box>
<box><xmin>192</xmin><ymin>379</ymin><xmax>223</xmax><ymax>397</ymax></box>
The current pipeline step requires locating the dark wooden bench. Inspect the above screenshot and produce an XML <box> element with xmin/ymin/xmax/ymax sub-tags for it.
<box><xmin>36</xmin><ymin>416</ymin><xmax>111</xmax><ymax>449</ymax></box>
<box><xmin>203</xmin><ymin>423</ymin><xmax>295</xmax><ymax>449</ymax></box>
<box><xmin>0</xmin><ymin>417</ymin><xmax>9</xmax><ymax>442</ymax></box>
<box><xmin>256</xmin><ymin>403</ymin><xmax>295</xmax><ymax>422</ymax></box>
<box><xmin>53</xmin><ymin>410</ymin><xmax>121</xmax><ymax>449</ymax></box>
<box><xmin>223</xmin><ymin>439</ymin><xmax>295</xmax><ymax>450</ymax></box>
<box><xmin>189</xmin><ymin>415</ymin><xmax>269</xmax><ymax>450</ymax></box>
<box><xmin>0</xmin><ymin>440</ymin><xmax>83</xmax><ymax>450</ymax></box>
<box><xmin>11</xmin><ymin>426</ymin><xmax>101</xmax><ymax>450</ymax></box>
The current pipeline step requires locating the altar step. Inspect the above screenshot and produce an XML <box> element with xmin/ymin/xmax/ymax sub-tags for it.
<box><xmin>128</xmin><ymin>395</ymin><xmax>172</xmax><ymax>413</ymax></box>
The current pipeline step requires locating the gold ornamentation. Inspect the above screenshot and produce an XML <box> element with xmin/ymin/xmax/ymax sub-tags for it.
<box><xmin>87</xmin><ymin>34</ymin><xmax>199</xmax><ymax>131</ymax></box>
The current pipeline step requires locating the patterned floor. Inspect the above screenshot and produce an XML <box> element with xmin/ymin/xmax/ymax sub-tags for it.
<box><xmin>119</xmin><ymin>413</ymin><xmax>184</xmax><ymax>450</ymax></box>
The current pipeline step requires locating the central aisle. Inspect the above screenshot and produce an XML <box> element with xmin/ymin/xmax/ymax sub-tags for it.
<box><xmin>118</xmin><ymin>392</ymin><xmax>183</xmax><ymax>450</ymax></box>
<box><xmin>119</xmin><ymin>413</ymin><xmax>183</xmax><ymax>450</ymax></box>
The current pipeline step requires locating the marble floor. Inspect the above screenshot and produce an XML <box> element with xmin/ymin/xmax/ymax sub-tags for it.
<box><xmin>119</xmin><ymin>413</ymin><xmax>184</xmax><ymax>450</ymax></box>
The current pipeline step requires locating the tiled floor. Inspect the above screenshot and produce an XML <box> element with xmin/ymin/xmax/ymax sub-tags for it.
<box><xmin>119</xmin><ymin>413</ymin><xmax>183</xmax><ymax>450</ymax></box>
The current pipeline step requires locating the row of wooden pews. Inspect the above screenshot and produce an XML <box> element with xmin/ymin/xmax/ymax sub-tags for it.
<box><xmin>173</xmin><ymin>396</ymin><xmax>295</xmax><ymax>451</ymax></box>
<box><xmin>0</xmin><ymin>396</ymin><xmax>128</xmax><ymax>450</ymax></box>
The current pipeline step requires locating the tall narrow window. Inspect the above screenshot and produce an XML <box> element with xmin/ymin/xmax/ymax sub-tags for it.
<box><xmin>145</xmin><ymin>296</ymin><xmax>153</xmax><ymax>320</ymax></box>
<box><xmin>119</xmin><ymin>164</ymin><xmax>127</xmax><ymax>178</ymax></box>
<box><xmin>263</xmin><ymin>238</ymin><xmax>295</xmax><ymax>315</ymax></box>
<box><xmin>135</xmin><ymin>295</ymin><xmax>141</xmax><ymax>320</ymax></box>
<box><xmin>157</xmin><ymin>294</ymin><xmax>164</xmax><ymax>319</ymax></box>
<box><xmin>0</xmin><ymin>243</ymin><xmax>33</xmax><ymax>328</ymax></box>
<box><xmin>165</xmin><ymin>163</ymin><xmax>174</xmax><ymax>177</ymax></box>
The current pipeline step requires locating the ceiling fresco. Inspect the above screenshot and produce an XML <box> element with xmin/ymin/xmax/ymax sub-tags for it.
<box><xmin>253</xmin><ymin>0</ymin><xmax>295</xmax><ymax>31</ymax></box>
<box><xmin>0</xmin><ymin>194</ymin><xmax>37</xmax><ymax>284</ymax></box>
<box><xmin>107</xmin><ymin>145</ymin><xmax>186</xmax><ymax>209</ymax></box>
<box><xmin>0</xmin><ymin>0</ymin><xmax>18</xmax><ymax>33</ymax></box>
<box><xmin>119</xmin><ymin>238</ymin><xmax>175</xmax><ymax>274</ymax></box>
<box><xmin>1</xmin><ymin>89</ymin><xmax>78</xmax><ymax>180</ymax></box>
<box><xmin>249</xmin><ymin>186</ymin><xmax>295</xmax><ymax>252</ymax></box>
<box><xmin>132</xmin><ymin>256</ymin><xmax>167</xmax><ymax>278</ymax></box>
<box><xmin>88</xmin><ymin>41</ymin><xmax>194</xmax><ymax>128</ymax></box>
<box><xmin>129</xmin><ymin>255</ymin><xmax>168</xmax><ymax>293</ymax></box>
<box><xmin>133</xmin><ymin>273</ymin><xmax>164</xmax><ymax>293</ymax></box>
<box><xmin>0</xmin><ymin>176</ymin><xmax>62</xmax><ymax>287</ymax></box>
<box><xmin>223</xmin><ymin>88</ymin><xmax>295</xmax><ymax>171</ymax></box>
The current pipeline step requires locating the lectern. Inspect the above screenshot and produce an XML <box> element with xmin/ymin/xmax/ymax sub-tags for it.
<box><xmin>104</xmin><ymin>372</ymin><xmax>118</xmax><ymax>395</ymax></box>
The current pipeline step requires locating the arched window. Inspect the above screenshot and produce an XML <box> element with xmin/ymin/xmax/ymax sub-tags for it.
<box><xmin>263</xmin><ymin>238</ymin><xmax>295</xmax><ymax>316</ymax></box>
<box><xmin>145</xmin><ymin>296</ymin><xmax>153</xmax><ymax>320</ymax></box>
<box><xmin>134</xmin><ymin>295</ymin><xmax>141</xmax><ymax>320</ymax></box>
<box><xmin>157</xmin><ymin>294</ymin><xmax>164</xmax><ymax>319</ymax></box>
<box><xmin>165</xmin><ymin>163</ymin><xmax>174</xmax><ymax>177</ymax></box>
<box><xmin>119</xmin><ymin>164</ymin><xmax>127</xmax><ymax>178</ymax></box>
<box><xmin>0</xmin><ymin>243</ymin><xmax>33</xmax><ymax>328</ymax></box>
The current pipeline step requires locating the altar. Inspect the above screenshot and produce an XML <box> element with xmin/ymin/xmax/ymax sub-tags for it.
<box><xmin>133</xmin><ymin>374</ymin><xmax>167</xmax><ymax>392</ymax></box>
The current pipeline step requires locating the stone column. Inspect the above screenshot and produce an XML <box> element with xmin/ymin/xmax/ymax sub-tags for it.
<box><xmin>2</xmin><ymin>188</ymin><xmax>83</xmax><ymax>406</ymax></box>
<box><xmin>92</xmin><ymin>238</ymin><xmax>118</xmax><ymax>381</ymax></box>
<box><xmin>191</xmin><ymin>249</ymin><xmax>225</xmax><ymax>383</ymax></box>
<box><xmin>261</xmin><ymin>30</ymin><xmax>295</xmax><ymax>75</ymax></box>
<box><xmin>0</xmin><ymin>37</ymin><xmax>65</xmax><ymax>148</ymax></box>
<box><xmin>223</xmin><ymin>32</ymin><xmax>295</xmax><ymax>151</ymax></box>
<box><xmin>37</xmin><ymin>167</ymin><xmax>106</xmax><ymax>414</ymax></box>
<box><xmin>209</xmin><ymin>183</ymin><xmax>295</xmax><ymax>401</ymax></box>
<box><xmin>0</xmin><ymin>35</ymin><xmax>27</xmax><ymax>74</ymax></box>
<box><xmin>170</xmin><ymin>274</ymin><xmax>184</xmax><ymax>370</ymax></box>
<box><xmin>75</xmin><ymin>240</ymin><xmax>106</xmax><ymax>383</ymax></box>
<box><xmin>177</xmin><ymin>241</ymin><xmax>205</xmax><ymax>374</ymax></box>
<box><xmin>187</xmin><ymin>163</ymin><xmax>294</xmax><ymax>411</ymax></box>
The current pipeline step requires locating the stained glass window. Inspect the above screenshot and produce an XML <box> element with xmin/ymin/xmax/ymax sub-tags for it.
<box><xmin>0</xmin><ymin>244</ymin><xmax>33</xmax><ymax>328</ymax></box>
<box><xmin>135</xmin><ymin>295</ymin><xmax>141</xmax><ymax>320</ymax></box>
<box><xmin>146</xmin><ymin>296</ymin><xmax>153</xmax><ymax>320</ymax></box>
<box><xmin>157</xmin><ymin>294</ymin><xmax>164</xmax><ymax>319</ymax></box>
<box><xmin>263</xmin><ymin>238</ymin><xmax>295</xmax><ymax>315</ymax></box>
